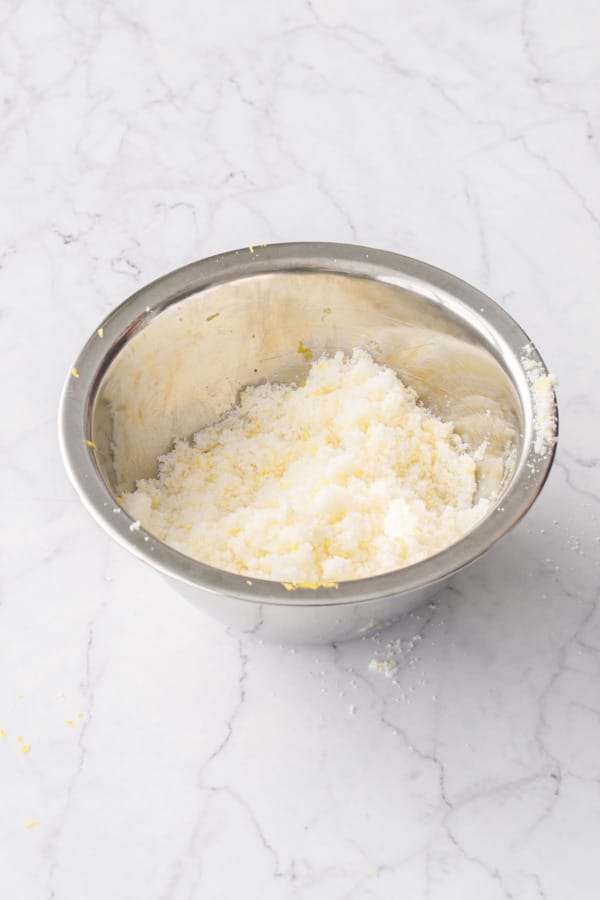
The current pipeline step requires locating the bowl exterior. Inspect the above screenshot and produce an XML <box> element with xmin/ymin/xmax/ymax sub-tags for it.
<box><xmin>168</xmin><ymin>575</ymin><xmax>449</xmax><ymax>643</ymax></box>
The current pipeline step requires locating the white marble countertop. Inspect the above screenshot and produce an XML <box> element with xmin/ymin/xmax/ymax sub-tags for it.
<box><xmin>2</xmin><ymin>1</ymin><xmax>599</xmax><ymax>897</ymax></box>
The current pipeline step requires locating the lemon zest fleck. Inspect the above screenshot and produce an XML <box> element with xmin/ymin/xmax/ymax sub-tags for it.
<box><xmin>206</xmin><ymin>312</ymin><xmax>220</xmax><ymax>322</ymax></box>
<box><xmin>297</xmin><ymin>340</ymin><xmax>313</xmax><ymax>361</ymax></box>
<box><xmin>25</xmin><ymin>821</ymin><xmax>41</xmax><ymax>829</ymax></box>
<box><xmin>97</xmin><ymin>327</ymin><xmax>104</xmax><ymax>338</ymax></box>
<box><xmin>71</xmin><ymin>367</ymin><xmax>79</xmax><ymax>378</ymax></box>
<box><xmin>84</xmin><ymin>440</ymin><xmax>97</xmax><ymax>450</ymax></box>
<box><xmin>282</xmin><ymin>581</ymin><xmax>339</xmax><ymax>591</ymax></box>
<box><xmin>21</xmin><ymin>743</ymin><xmax>30</xmax><ymax>753</ymax></box>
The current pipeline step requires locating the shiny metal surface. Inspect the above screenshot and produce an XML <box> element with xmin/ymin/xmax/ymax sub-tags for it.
<box><xmin>59</xmin><ymin>243</ymin><xmax>557</xmax><ymax>642</ymax></box>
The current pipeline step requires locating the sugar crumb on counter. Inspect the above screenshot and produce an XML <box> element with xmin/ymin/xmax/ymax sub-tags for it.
<box><xmin>369</xmin><ymin>634</ymin><xmax>423</xmax><ymax>679</ymax></box>
<box><xmin>297</xmin><ymin>339</ymin><xmax>313</xmax><ymax>361</ymax></box>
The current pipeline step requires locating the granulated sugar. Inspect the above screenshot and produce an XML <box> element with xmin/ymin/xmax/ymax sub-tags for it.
<box><xmin>521</xmin><ymin>344</ymin><xmax>557</xmax><ymax>455</ymax></box>
<box><xmin>123</xmin><ymin>349</ymin><xmax>490</xmax><ymax>582</ymax></box>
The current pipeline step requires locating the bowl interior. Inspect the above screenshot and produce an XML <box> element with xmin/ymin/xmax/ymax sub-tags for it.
<box><xmin>91</xmin><ymin>270</ymin><xmax>523</xmax><ymax>513</ymax></box>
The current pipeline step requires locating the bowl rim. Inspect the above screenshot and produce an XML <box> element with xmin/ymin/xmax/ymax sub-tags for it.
<box><xmin>58</xmin><ymin>241</ymin><xmax>558</xmax><ymax>607</ymax></box>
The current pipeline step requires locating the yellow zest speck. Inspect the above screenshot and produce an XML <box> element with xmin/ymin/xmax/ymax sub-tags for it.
<box><xmin>297</xmin><ymin>340</ymin><xmax>313</xmax><ymax>361</ymax></box>
<box><xmin>84</xmin><ymin>440</ymin><xmax>97</xmax><ymax>450</ymax></box>
<box><xmin>97</xmin><ymin>327</ymin><xmax>104</xmax><ymax>338</ymax></box>
<box><xmin>0</xmin><ymin>728</ymin><xmax>6</xmax><ymax>738</ymax></box>
<box><xmin>17</xmin><ymin>735</ymin><xmax>23</xmax><ymax>742</ymax></box>
<box><xmin>21</xmin><ymin>743</ymin><xmax>30</xmax><ymax>754</ymax></box>
<box><xmin>76</xmin><ymin>711</ymin><xmax>83</xmax><ymax>719</ymax></box>
<box><xmin>248</xmin><ymin>244</ymin><xmax>254</xmax><ymax>253</ymax></box>
<box><xmin>245</xmin><ymin>579</ymin><xmax>253</xmax><ymax>586</ymax></box>
<box><xmin>25</xmin><ymin>821</ymin><xmax>41</xmax><ymax>829</ymax></box>
<box><xmin>322</xmin><ymin>307</ymin><xmax>332</xmax><ymax>320</ymax></box>
<box><xmin>116</xmin><ymin>495</ymin><xmax>123</xmax><ymax>504</ymax></box>
<box><xmin>282</xmin><ymin>581</ymin><xmax>339</xmax><ymax>591</ymax></box>
<box><xmin>66</xmin><ymin>719</ymin><xmax>74</xmax><ymax>727</ymax></box>
<box><xmin>371</xmin><ymin>658</ymin><xmax>396</xmax><ymax>675</ymax></box>
<box><xmin>71</xmin><ymin>367</ymin><xmax>79</xmax><ymax>379</ymax></box>
<box><xmin>206</xmin><ymin>312</ymin><xmax>220</xmax><ymax>322</ymax></box>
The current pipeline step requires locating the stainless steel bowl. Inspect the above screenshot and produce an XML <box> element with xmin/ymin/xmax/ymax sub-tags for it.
<box><xmin>59</xmin><ymin>243</ymin><xmax>557</xmax><ymax>642</ymax></box>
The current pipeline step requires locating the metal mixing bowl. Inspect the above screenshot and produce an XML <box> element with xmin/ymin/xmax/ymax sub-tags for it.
<box><xmin>59</xmin><ymin>242</ymin><xmax>557</xmax><ymax>642</ymax></box>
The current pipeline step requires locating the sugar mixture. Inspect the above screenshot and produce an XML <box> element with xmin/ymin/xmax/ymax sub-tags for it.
<box><xmin>123</xmin><ymin>349</ymin><xmax>490</xmax><ymax>582</ymax></box>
